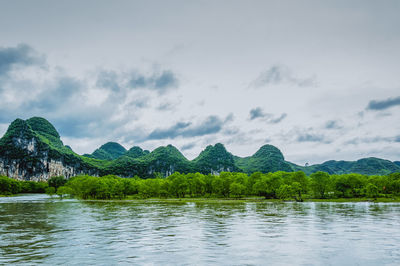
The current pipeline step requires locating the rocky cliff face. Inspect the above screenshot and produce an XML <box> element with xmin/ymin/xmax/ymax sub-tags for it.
<box><xmin>0</xmin><ymin>118</ymin><xmax>98</xmax><ymax>181</ymax></box>
<box><xmin>0</xmin><ymin>157</ymin><xmax>94</xmax><ymax>181</ymax></box>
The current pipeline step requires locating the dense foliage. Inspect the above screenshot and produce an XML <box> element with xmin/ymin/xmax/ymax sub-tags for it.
<box><xmin>0</xmin><ymin>176</ymin><xmax>49</xmax><ymax>195</ymax></box>
<box><xmin>84</xmin><ymin>142</ymin><xmax>127</xmax><ymax>160</ymax></box>
<box><xmin>48</xmin><ymin>171</ymin><xmax>400</xmax><ymax>200</ymax></box>
<box><xmin>295</xmin><ymin>158</ymin><xmax>400</xmax><ymax>175</ymax></box>
<box><xmin>234</xmin><ymin>144</ymin><xmax>293</xmax><ymax>173</ymax></box>
<box><xmin>193</xmin><ymin>143</ymin><xmax>239</xmax><ymax>174</ymax></box>
<box><xmin>124</xmin><ymin>146</ymin><xmax>149</xmax><ymax>159</ymax></box>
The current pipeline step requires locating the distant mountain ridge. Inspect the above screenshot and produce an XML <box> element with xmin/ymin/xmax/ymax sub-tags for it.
<box><xmin>84</xmin><ymin>142</ymin><xmax>127</xmax><ymax>160</ymax></box>
<box><xmin>234</xmin><ymin>144</ymin><xmax>293</xmax><ymax>173</ymax></box>
<box><xmin>0</xmin><ymin>117</ymin><xmax>399</xmax><ymax>181</ymax></box>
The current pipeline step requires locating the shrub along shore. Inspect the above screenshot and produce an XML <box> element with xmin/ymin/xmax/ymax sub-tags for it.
<box><xmin>1</xmin><ymin>171</ymin><xmax>400</xmax><ymax>201</ymax></box>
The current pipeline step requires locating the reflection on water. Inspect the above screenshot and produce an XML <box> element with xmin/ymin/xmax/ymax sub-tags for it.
<box><xmin>1</xmin><ymin>195</ymin><xmax>399</xmax><ymax>265</ymax></box>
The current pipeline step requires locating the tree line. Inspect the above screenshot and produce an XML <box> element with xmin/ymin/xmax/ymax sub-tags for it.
<box><xmin>1</xmin><ymin>171</ymin><xmax>400</xmax><ymax>200</ymax></box>
<box><xmin>0</xmin><ymin>176</ymin><xmax>49</xmax><ymax>195</ymax></box>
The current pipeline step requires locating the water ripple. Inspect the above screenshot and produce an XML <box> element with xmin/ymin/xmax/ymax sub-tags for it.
<box><xmin>0</xmin><ymin>195</ymin><xmax>399</xmax><ymax>265</ymax></box>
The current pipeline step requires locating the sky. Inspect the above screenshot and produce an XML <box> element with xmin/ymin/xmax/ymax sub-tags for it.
<box><xmin>0</xmin><ymin>0</ymin><xmax>399</xmax><ymax>165</ymax></box>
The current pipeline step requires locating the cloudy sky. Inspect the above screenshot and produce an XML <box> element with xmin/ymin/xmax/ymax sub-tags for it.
<box><xmin>0</xmin><ymin>0</ymin><xmax>399</xmax><ymax>164</ymax></box>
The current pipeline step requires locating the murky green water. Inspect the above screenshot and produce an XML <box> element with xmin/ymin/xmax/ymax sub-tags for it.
<box><xmin>0</xmin><ymin>195</ymin><xmax>399</xmax><ymax>265</ymax></box>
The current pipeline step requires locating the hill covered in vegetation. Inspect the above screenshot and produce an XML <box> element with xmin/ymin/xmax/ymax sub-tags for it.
<box><xmin>0</xmin><ymin>117</ymin><xmax>399</xmax><ymax>181</ymax></box>
<box><xmin>84</xmin><ymin>142</ymin><xmax>127</xmax><ymax>160</ymax></box>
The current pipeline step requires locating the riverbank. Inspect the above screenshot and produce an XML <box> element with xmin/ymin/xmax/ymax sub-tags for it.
<box><xmin>306</xmin><ymin>197</ymin><xmax>400</xmax><ymax>203</ymax></box>
<box><xmin>6</xmin><ymin>194</ymin><xmax>400</xmax><ymax>203</ymax></box>
<box><xmin>2</xmin><ymin>193</ymin><xmax>400</xmax><ymax>203</ymax></box>
<box><xmin>95</xmin><ymin>197</ymin><xmax>400</xmax><ymax>203</ymax></box>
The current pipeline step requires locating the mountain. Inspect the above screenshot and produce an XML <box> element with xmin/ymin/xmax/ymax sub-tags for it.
<box><xmin>141</xmin><ymin>145</ymin><xmax>192</xmax><ymax>176</ymax></box>
<box><xmin>84</xmin><ymin>142</ymin><xmax>127</xmax><ymax>160</ymax></box>
<box><xmin>1</xmin><ymin>117</ymin><xmax>399</xmax><ymax>181</ymax></box>
<box><xmin>103</xmin><ymin>144</ymin><xmax>192</xmax><ymax>177</ymax></box>
<box><xmin>193</xmin><ymin>143</ymin><xmax>240</xmax><ymax>174</ymax></box>
<box><xmin>234</xmin><ymin>144</ymin><xmax>293</xmax><ymax>173</ymax></box>
<box><xmin>125</xmin><ymin>146</ymin><xmax>149</xmax><ymax>159</ymax></box>
<box><xmin>296</xmin><ymin>157</ymin><xmax>400</xmax><ymax>175</ymax></box>
<box><xmin>0</xmin><ymin>117</ymin><xmax>99</xmax><ymax>181</ymax></box>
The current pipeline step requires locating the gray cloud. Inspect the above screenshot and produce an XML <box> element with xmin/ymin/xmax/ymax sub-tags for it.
<box><xmin>157</xmin><ymin>102</ymin><xmax>173</xmax><ymax>111</ymax></box>
<box><xmin>147</xmin><ymin>114</ymin><xmax>233</xmax><ymax>140</ymax></box>
<box><xmin>128</xmin><ymin>97</ymin><xmax>149</xmax><ymax>109</ymax></box>
<box><xmin>285</xmin><ymin>127</ymin><xmax>330</xmax><ymax>144</ymax></box>
<box><xmin>96</xmin><ymin>68</ymin><xmax>179</xmax><ymax>95</ymax></box>
<box><xmin>366</xmin><ymin>96</ymin><xmax>400</xmax><ymax>110</ymax></box>
<box><xmin>251</xmin><ymin>65</ymin><xmax>316</xmax><ymax>88</ymax></box>
<box><xmin>184</xmin><ymin>116</ymin><xmax>225</xmax><ymax>137</ymax></box>
<box><xmin>148</xmin><ymin>121</ymin><xmax>191</xmax><ymax>140</ymax></box>
<box><xmin>0</xmin><ymin>43</ymin><xmax>45</xmax><ymax>78</ymax></box>
<box><xmin>96</xmin><ymin>70</ymin><xmax>120</xmax><ymax>92</ymax></box>
<box><xmin>249</xmin><ymin>107</ymin><xmax>264</xmax><ymax>120</ymax></box>
<box><xmin>129</xmin><ymin>70</ymin><xmax>178</xmax><ymax>94</ymax></box>
<box><xmin>0</xmin><ymin>45</ymin><xmax>158</xmax><ymax>139</ymax></box>
<box><xmin>249</xmin><ymin>107</ymin><xmax>287</xmax><ymax>124</ymax></box>
<box><xmin>157</xmin><ymin>100</ymin><xmax>179</xmax><ymax>111</ymax></box>
<box><xmin>223</xmin><ymin>127</ymin><xmax>240</xmax><ymax>136</ymax></box>
<box><xmin>297</xmin><ymin>133</ymin><xmax>325</xmax><ymax>143</ymax></box>
<box><xmin>180</xmin><ymin>142</ymin><xmax>196</xmax><ymax>151</ymax></box>
<box><xmin>325</xmin><ymin>120</ymin><xmax>342</xmax><ymax>129</ymax></box>
<box><xmin>270</xmin><ymin>113</ymin><xmax>287</xmax><ymax>124</ymax></box>
<box><xmin>30</xmin><ymin>76</ymin><xmax>82</xmax><ymax>112</ymax></box>
<box><xmin>30</xmin><ymin>68</ymin><xmax>177</xmax><ymax>138</ymax></box>
<box><xmin>345</xmin><ymin>135</ymin><xmax>400</xmax><ymax>145</ymax></box>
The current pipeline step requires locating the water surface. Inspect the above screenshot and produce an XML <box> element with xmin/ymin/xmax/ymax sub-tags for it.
<box><xmin>0</xmin><ymin>194</ymin><xmax>399</xmax><ymax>265</ymax></box>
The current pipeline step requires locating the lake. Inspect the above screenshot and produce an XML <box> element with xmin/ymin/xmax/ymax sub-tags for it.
<box><xmin>0</xmin><ymin>194</ymin><xmax>399</xmax><ymax>265</ymax></box>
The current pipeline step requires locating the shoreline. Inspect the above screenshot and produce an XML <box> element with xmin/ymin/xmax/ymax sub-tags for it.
<box><xmin>2</xmin><ymin>194</ymin><xmax>399</xmax><ymax>203</ymax></box>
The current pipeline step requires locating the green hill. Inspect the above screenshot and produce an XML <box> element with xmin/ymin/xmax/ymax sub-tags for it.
<box><xmin>234</xmin><ymin>144</ymin><xmax>293</xmax><ymax>173</ymax></box>
<box><xmin>125</xmin><ymin>146</ymin><xmax>149</xmax><ymax>159</ymax></box>
<box><xmin>292</xmin><ymin>157</ymin><xmax>400</xmax><ymax>175</ymax></box>
<box><xmin>193</xmin><ymin>143</ymin><xmax>240</xmax><ymax>174</ymax></box>
<box><xmin>85</xmin><ymin>142</ymin><xmax>127</xmax><ymax>160</ymax></box>
<box><xmin>0</xmin><ymin>118</ymin><xmax>101</xmax><ymax>180</ymax></box>
<box><xmin>103</xmin><ymin>144</ymin><xmax>192</xmax><ymax>177</ymax></box>
<box><xmin>0</xmin><ymin>116</ymin><xmax>399</xmax><ymax>180</ymax></box>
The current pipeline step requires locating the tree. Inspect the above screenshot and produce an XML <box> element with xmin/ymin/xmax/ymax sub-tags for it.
<box><xmin>346</xmin><ymin>174</ymin><xmax>365</xmax><ymax>197</ymax></box>
<box><xmin>0</xmin><ymin>176</ymin><xmax>21</xmax><ymax>195</ymax></box>
<box><xmin>212</xmin><ymin>176</ymin><xmax>224</xmax><ymax>196</ymax></box>
<box><xmin>230</xmin><ymin>182</ymin><xmax>246</xmax><ymax>198</ymax></box>
<box><xmin>266</xmin><ymin>173</ymin><xmax>282</xmax><ymax>198</ymax></box>
<box><xmin>45</xmin><ymin>186</ymin><xmax>56</xmax><ymax>197</ymax></box>
<box><xmin>291</xmin><ymin>182</ymin><xmax>303</xmax><ymax>202</ymax></box>
<box><xmin>57</xmin><ymin>186</ymin><xmax>74</xmax><ymax>198</ymax></box>
<box><xmin>277</xmin><ymin>184</ymin><xmax>293</xmax><ymax>200</ymax></box>
<box><xmin>252</xmin><ymin>174</ymin><xmax>268</xmax><ymax>197</ymax></box>
<box><xmin>48</xmin><ymin>176</ymin><xmax>67</xmax><ymax>190</ymax></box>
<box><xmin>289</xmin><ymin>172</ymin><xmax>308</xmax><ymax>201</ymax></box>
<box><xmin>168</xmin><ymin>173</ymin><xmax>188</xmax><ymax>198</ymax></box>
<box><xmin>366</xmin><ymin>183</ymin><xmax>379</xmax><ymax>199</ymax></box>
<box><xmin>332</xmin><ymin>175</ymin><xmax>350</xmax><ymax>198</ymax></box>
<box><xmin>220</xmin><ymin>172</ymin><xmax>233</xmax><ymax>197</ymax></box>
<box><xmin>188</xmin><ymin>173</ymin><xmax>206</xmax><ymax>197</ymax></box>
<box><xmin>159</xmin><ymin>179</ymin><xmax>170</xmax><ymax>198</ymax></box>
<box><xmin>310</xmin><ymin>171</ymin><xmax>330</xmax><ymax>199</ymax></box>
<box><xmin>122</xmin><ymin>178</ymin><xmax>139</xmax><ymax>195</ymax></box>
